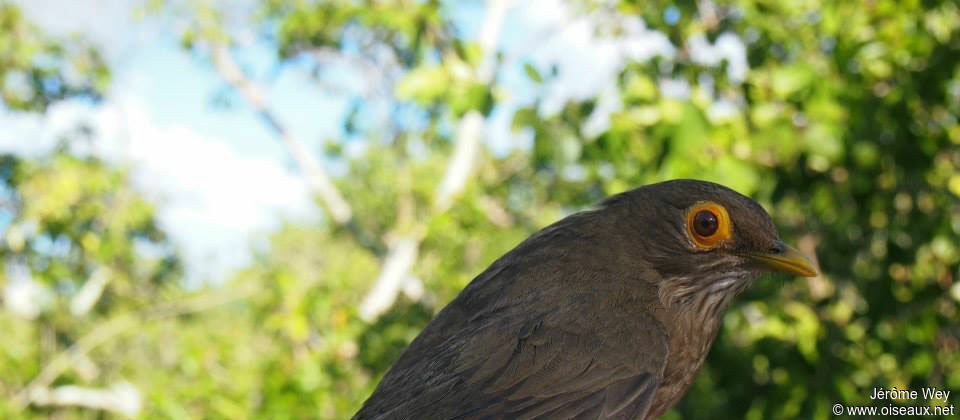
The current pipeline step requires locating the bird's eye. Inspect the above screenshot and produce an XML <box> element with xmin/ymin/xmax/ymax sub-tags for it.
<box><xmin>693</xmin><ymin>210</ymin><xmax>718</xmax><ymax>237</ymax></box>
<box><xmin>685</xmin><ymin>201</ymin><xmax>732</xmax><ymax>249</ymax></box>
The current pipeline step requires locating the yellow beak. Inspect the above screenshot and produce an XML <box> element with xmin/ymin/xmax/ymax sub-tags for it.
<box><xmin>745</xmin><ymin>241</ymin><xmax>818</xmax><ymax>277</ymax></box>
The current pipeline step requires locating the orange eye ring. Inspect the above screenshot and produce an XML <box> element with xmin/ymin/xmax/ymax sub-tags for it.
<box><xmin>685</xmin><ymin>201</ymin><xmax>732</xmax><ymax>249</ymax></box>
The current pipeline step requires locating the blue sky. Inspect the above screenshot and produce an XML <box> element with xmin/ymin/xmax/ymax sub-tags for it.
<box><xmin>0</xmin><ymin>0</ymin><xmax>744</xmax><ymax>283</ymax></box>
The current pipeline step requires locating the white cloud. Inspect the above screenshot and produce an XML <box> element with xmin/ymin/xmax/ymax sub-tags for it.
<box><xmin>12</xmin><ymin>0</ymin><xmax>154</xmax><ymax>62</ymax></box>
<box><xmin>0</xmin><ymin>98</ymin><xmax>314</xmax><ymax>283</ymax></box>
<box><xmin>114</xmin><ymin>100</ymin><xmax>314</xmax><ymax>282</ymax></box>
<box><xmin>483</xmin><ymin>0</ymin><xmax>677</xmax><ymax>153</ymax></box>
<box><xmin>508</xmin><ymin>0</ymin><xmax>675</xmax><ymax>115</ymax></box>
<box><xmin>487</xmin><ymin>0</ymin><xmax>748</xmax><ymax>150</ymax></box>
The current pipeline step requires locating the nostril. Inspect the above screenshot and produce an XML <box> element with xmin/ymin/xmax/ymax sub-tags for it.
<box><xmin>770</xmin><ymin>242</ymin><xmax>786</xmax><ymax>254</ymax></box>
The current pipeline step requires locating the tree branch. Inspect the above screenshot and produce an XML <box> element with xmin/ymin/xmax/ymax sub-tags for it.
<box><xmin>306</xmin><ymin>47</ymin><xmax>395</xmax><ymax>98</ymax></box>
<box><xmin>29</xmin><ymin>382</ymin><xmax>141</xmax><ymax>417</ymax></box>
<box><xmin>13</xmin><ymin>286</ymin><xmax>256</xmax><ymax>409</ymax></box>
<box><xmin>358</xmin><ymin>235</ymin><xmax>422</xmax><ymax>321</ymax></box>
<box><xmin>70</xmin><ymin>266</ymin><xmax>110</xmax><ymax>316</ymax></box>
<box><xmin>211</xmin><ymin>44</ymin><xmax>353</xmax><ymax>224</ymax></box>
<box><xmin>359</xmin><ymin>0</ymin><xmax>514</xmax><ymax>321</ymax></box>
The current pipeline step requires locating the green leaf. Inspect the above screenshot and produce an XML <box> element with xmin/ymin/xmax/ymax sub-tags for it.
<box><xmin>395</xmin><ymin>65</ymin><xmax>450</xmax><ymax>104</ymax></box>
<box><xmin>523</xmin><ymin>62</ymin><xmax>544</xmax><ymax>83</ymax></box>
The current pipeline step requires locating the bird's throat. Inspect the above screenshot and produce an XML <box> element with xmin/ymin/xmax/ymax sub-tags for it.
<box><xmin>647</xmin><ymin>274</ymin><xmax>751</xmax><ymax>419</ymax></box>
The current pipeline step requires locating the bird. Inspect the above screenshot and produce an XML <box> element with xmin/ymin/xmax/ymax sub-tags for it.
<box><xmin>353</xmin><ymin>179</ymin><xmax>817</xmax><ymax>420</ymax></box>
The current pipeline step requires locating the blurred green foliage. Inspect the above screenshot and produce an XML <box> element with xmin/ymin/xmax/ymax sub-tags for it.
<box><xmin>0</xmin><ymin>4</ymin><xmax>108</xmax><ymax>111</ymax></box>
<box><xmin>2</xmin><ymin>0</ymin><xmax>959</xmax><ymax>419</ymax></box>
<box><xmin>0</xmin><ymin>150</ymin><xmax>183</xmax><ymax>417</ymax></box>
<box><xmin>575</xmin><ymin>2</ymin><xmax>960</xmax><ymax>418</ymax></box>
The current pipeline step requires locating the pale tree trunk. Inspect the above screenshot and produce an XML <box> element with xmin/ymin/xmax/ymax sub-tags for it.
<box><xmin>358</xmin><ymin>0</ymin><xmax>514</xmax><ymax>321</ymax></box>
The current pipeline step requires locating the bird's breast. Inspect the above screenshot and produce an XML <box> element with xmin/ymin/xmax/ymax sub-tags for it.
<box><xmin>645</xmin><ymin>275</ymin><xmax>748</xmax><ymax>419</ymax></box>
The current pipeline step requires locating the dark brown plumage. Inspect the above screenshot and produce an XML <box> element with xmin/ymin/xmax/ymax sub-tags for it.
<box><xmin>353</xmin><ymin>179</ymin><xmax>817</xmax><ymax>420</ymax></box>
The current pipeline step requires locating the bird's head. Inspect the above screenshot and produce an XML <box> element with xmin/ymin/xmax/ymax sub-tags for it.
<box><xmin>607</xmin><ymin>179</ymin><xmax>817</xmax><ymax>306</ymax></box>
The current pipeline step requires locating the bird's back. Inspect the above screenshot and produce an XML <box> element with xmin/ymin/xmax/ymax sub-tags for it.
<box><xmin>353</xmin><ymin>209</ymin><xmax>670</xmax><ymax>420</ymax></box>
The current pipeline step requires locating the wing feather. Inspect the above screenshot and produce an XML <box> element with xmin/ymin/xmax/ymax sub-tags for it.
<box><xmin>353</xmin><ymin>215</ymin><xmax>669</xmax><ymax>420</ymax></box>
